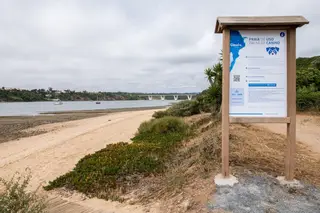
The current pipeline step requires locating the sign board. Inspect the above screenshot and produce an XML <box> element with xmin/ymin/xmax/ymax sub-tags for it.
<box><xmin>229</xmin><ymin>30</ymin><xmax>287</xmax><ymax>117</ymax></box>
<box><xmin>214</xmin><ymin>16</ymin><xmax>309</xmax><ymax>182</ymax></box>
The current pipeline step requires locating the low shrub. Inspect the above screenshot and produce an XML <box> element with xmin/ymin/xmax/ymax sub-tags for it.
<box><xmin>0</xmin><ymin>171</ymin><xmax>47</xmax><ymax>213</ymax></box>
<box><xmin>45</xmin><ymin>117</ymin><xmax>192</xmax><ymax>200</ymax></box>
<box><xmin>196</xmin><ymin>85</ymin><xmax>222</xmax><ymax>113</ymax></box>
<box><xmin>152</xmin><ymin>100</ymin><xmax>200</xmax><ymax>118</ymax></box>
<box><xmin>137</xmin><ymin>116</ymin><xmax>189</xmax><ymax>135</ymax></box>
<box><xmin>152</xmin><ymin>110</ymin><xmax>168</xmax><ymax>119</ymax></box>
<box><xmin>132</xmin><ymin>117</ymin><xmax>191</xmax><ymax>148</ymax></box>
<box><xmin>167</xmin><ymin>100</ymin><xmax>200</xmax><ymax>117</ymax></box>
<box><xmin>297</xmin><ymin>90</ymin><xmax>320</xmax><ymax>112</ymax></box>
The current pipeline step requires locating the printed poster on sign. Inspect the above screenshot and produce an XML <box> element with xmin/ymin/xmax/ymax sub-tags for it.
<box><xmin>229</xmin><ymin>30</ymin><xmax>287</xmax><ymax>117</ymax></box>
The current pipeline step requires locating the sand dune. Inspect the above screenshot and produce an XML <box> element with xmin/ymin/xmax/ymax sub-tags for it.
<box><xmin>257</xmin><ymin>114</ymin><xmax>320</xmax><ymax>157</ymax></box>
<box><xmin>0</xmin><ymin>109</ymin><xmax>159</xmax><ymax>213</ymax></box>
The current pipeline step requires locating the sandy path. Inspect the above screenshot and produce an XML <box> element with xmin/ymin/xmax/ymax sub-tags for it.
<box><xmin>0</xmin><ymin>109</ymin><xmax>160</xmax><ymax>213</ymax></box>
<box><xmin>256</xmin><ymin>114</ymin><xmax>320</xmax><ymax>156</ymax></box>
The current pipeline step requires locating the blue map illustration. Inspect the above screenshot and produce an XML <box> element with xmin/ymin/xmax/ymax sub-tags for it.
<box><xmin>230</xmin><ymin>30</ymin><xmax>245</xmax><ymax>71</ymax></box>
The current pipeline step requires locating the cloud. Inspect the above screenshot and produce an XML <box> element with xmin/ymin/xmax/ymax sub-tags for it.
<box><xmin>0</xmin><ymin>0</ymin><xmax>319</xmax><ymax>92</ymax></box>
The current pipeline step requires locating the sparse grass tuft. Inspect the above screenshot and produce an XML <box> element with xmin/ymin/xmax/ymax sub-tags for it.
<box><xmin>0</xmin><ymin>170</ymin><xmax>47</xmax><ymax>213</ymax></box>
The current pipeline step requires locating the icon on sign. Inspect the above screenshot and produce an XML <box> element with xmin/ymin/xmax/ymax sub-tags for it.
<box><xmin>280</xmin><ymin>32</ymin><xmax>285</xmax><ymax>37</ymax></box>
<box><xmin>266</xmin><ymin>47</ymin><xmax>280</xmax><ymax>55</ymax></box>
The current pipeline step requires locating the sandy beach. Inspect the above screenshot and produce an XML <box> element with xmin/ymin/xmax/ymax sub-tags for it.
<box><xmin>0</xmin><ymin>106</ymin><xmax>165</xmax><ymax>143</ymax></box>
<box><xmin>0</xmin><ymin>109</ymin><xmax>161</xmax><ymax>213</ymax></box>
<box><xmin>257</xmin><ymin>114</ymin><xmax>320</xmax><ymax>157</ymax></box>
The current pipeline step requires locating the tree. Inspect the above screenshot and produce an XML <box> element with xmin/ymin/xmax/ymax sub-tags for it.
<box><xmin>204</xmin><ymin>68</ymin><xmax>214</xmax><ymax>85</ymax></box>
<box><xmin>198</xmin><ymin>52</ymin><xmax>224</xmax><ymax>114</ymax></box>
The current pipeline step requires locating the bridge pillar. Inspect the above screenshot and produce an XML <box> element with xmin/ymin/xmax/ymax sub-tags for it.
<box><xmin>148</xmin><ymin>95</ymin><xmax>153</xmax><ymax>100</ymax></box>
<box><xmin>187</xmin><ymin>95</ymin><xmax>193</xmax><ymax>100</ymax></box>
<box><xmin>173</xmin><ymin>95</ymin><xmax>179</xmax><ymax>101</ymax></box>
<box><xmin>160</xmin><ymin>95</ymin><xmax>165</xmax><ymax>101</ymax></box>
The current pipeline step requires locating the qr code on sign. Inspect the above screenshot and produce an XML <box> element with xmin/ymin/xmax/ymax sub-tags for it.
<box><xmin>233</xmin><ymin>75</ymin><xmax>240</xmax><ymax>82</ymax></box>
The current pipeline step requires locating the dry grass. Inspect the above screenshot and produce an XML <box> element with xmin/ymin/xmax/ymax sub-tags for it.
<box><xmin>200</xmin><ymin>121</ymin><xmax>320</xmax><ymax>187</ymax></box>
<box><xmin>125</xmin><ymin>113</ymin><xmax>320</xmax><ymax>212</ymax></box>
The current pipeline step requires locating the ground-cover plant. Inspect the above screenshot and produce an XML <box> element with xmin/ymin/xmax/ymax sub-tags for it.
<box><xmin>44</xmin><ymin>117</ymin><xmax>192</xmax><ymax>200</ymax></box>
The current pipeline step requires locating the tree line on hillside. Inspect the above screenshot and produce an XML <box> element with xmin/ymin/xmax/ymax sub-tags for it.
<box><xmin>0</xmin><ymin>88</ymin><xmax>142</xmax><ymax>102</ymax></box>
<box><xmin>295</xmin><ymin>57</ymin><xmax>320</xmax><ymax>111</ymax></box>
<box><xmin>0</xmin><ymin>88</ymin><xmax>197</xmax><ymax>102</ymax></box>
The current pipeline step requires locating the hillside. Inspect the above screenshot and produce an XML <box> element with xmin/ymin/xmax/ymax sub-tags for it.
<box><xmin>296</xmin><ymin>56</ymin><xmax>320</xmax><ymax>90</ymax></box>
<box><xmin>296</xmin><ymin>56</ymin><xmax>320</xmax><ymax>70</ymax></box>
<box><xmin>296</xmin><ymin>56</ymin><xmax>320</xmax><ymax>111</ymax></box>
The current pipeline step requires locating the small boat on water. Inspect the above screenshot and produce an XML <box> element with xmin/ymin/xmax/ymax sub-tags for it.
<box><xmin>95</xmin><ymin>94</ymin><xmax>101</xmax><ymax>104</ymax></box>
<box><xmin>53</xmin><ymin>99</ymin><xmax>63</xmax><ymax>105</ymax></box>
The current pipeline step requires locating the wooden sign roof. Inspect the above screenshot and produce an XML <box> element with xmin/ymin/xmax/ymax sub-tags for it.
<box><xmin>215</xmin><ymin>16</ymin><xmax>309</xmax><ymax>33</ymax></box>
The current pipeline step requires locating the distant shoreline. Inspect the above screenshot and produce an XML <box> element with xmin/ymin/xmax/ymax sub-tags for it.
<box><xmin>0</xmin><ymin>106</ymin><xmax>166</xmax><ymax>144</ymax></box>
<box><xmin>0</xmin><ymin>106</ymin><xmax>167</xmax><ymax>118</ymax></box>
<box><xmin>0</xmin><ymin>100</ymin><xmax>174</xmax><ymax>117</ymax></box>
<box><xmin>0</xmin><ymin>100</ymin><xmax>150</xmax><ymax>103</ymax></box>
<box><xmin>40</xmin><ymin>106</ymin><xmax>167</xmax><ymax>115</ymax></box>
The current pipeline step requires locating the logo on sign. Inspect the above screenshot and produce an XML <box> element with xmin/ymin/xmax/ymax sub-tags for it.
<box><xmin>280</xmin><ymin>32</ymin><xmax>285</xmax><ymax>37</ymax></box>
<box><xmin>266</xmin><ymin>47</ymin><xmax>280</xmax><ymax>55</ymax></box>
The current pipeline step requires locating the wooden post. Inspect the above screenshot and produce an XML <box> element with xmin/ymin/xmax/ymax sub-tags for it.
<box><xmin>222</xmin><ymin>29</ymin><xmax>230</xmax><ymax>177</ymax></box>
<box><xmin>285</xmin><ymin>28</ymin><xmax>297</xmax><ymax>180</ymax></box>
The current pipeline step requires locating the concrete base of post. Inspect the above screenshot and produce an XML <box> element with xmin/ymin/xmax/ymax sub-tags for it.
<box><xmin>276</xmin><ymin>176</ymin><xmax>303</xmax><ymax>188</ymax></box>
<box><xmin>214</xmin><ymin>174</ymin><xmax>238</xmax><ymax>186</ymax></box>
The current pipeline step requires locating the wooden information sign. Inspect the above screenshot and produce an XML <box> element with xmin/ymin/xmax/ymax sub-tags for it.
<box><xmin>214</xmin><ymin>16</ymin><xmax>309</xmax><ymax>181</ymax></box>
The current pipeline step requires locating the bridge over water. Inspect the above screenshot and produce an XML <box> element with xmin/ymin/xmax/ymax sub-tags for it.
<box><xmin>138</xmin><ymin>94</ymin><xmax>198</xmax><ymax>101</ymax></box>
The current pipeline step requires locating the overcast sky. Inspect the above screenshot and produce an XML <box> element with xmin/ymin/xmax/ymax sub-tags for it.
<box><xmin>0</xmin><ymin>0</ymin><xmax>319</xmax><ymax>92</ymax></box>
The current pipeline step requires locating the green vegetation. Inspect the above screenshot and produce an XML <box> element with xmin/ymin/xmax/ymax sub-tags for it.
<box><xmin>152</xmin><ymin>100</ymin><xmax>200</xmax><ymax>118</ymax></box>
<box><xmin>197</xmin><ymin>59</ymin><xmax>223</xmax><ymax>114</ymax></box>
<box><xmin>0</xmin><ymin>171</ymin><xmax>47</xmax><ymax>213</ymax></box>
<box><xmin>0</xmin><ymin>87</ymin><xmax>146</xmax><ymax>102</ymax></box>
<box><xmin>132</xmin><ymin>116</ymin><xmax>192</xmax><ymax>148</ymax></box>
<box><xmin>44</xmin><ymin>117</ymin><xmax>192</xmax><ymax>200</ymax></box>
<box><xmin>0</xmin><ymin>88</ymin><xmax>48</xmax><ymax>102</ymax></box>
<box><xmin>44</xmin><ymin>142</ymin><xmax>164</xmax><ymax>199</ymax></box>
<box><xmin>296</xmin><ymin>56</ymin><xmax>320</xmax><ymax>111</ymax></box>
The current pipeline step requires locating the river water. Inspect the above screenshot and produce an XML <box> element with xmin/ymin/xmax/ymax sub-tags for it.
<box><xmin>0</xmin><ymin>100</ymin><xmax>175</xmax><ymax>116</ymax></box>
